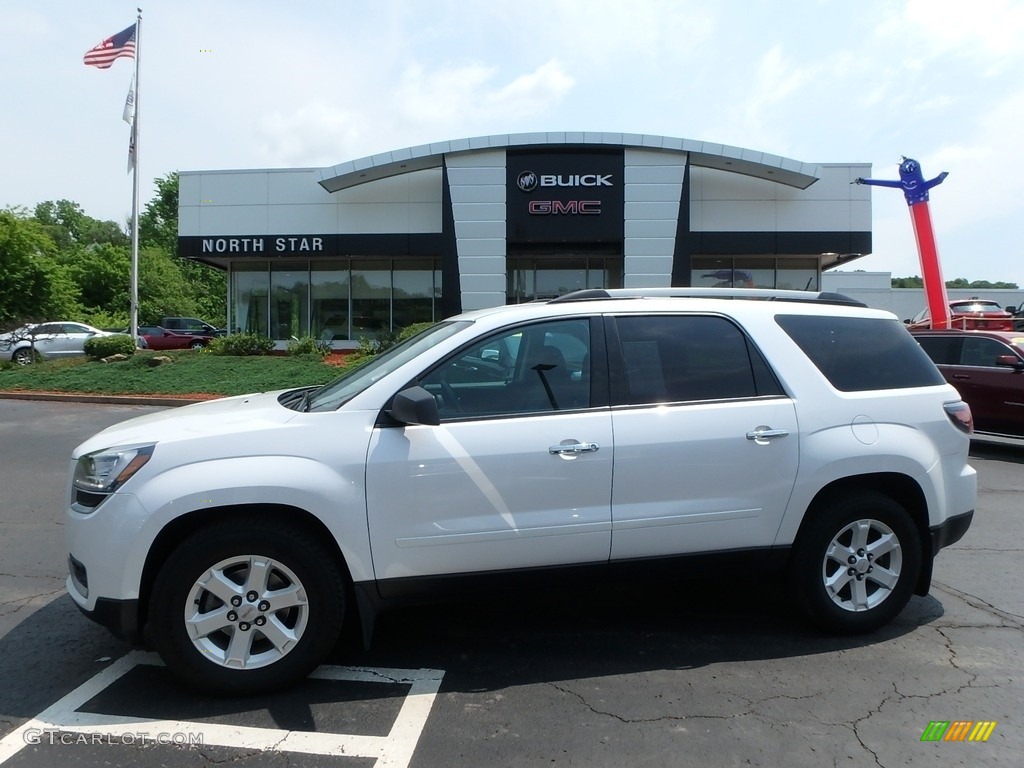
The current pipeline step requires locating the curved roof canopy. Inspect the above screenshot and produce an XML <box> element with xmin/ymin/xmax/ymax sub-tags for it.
<box><xmin>317</xmin><ymin>132</ymin><xmax>821</xmax><ymax>193</ymax></box>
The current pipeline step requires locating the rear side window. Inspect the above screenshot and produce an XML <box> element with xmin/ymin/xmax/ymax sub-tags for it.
<box><xmin>915</xmin><ymin>335</ymin><xmax>963</xmax><ymax>366</ymax></box>
<box><xmin>777</xmin><ymin>315</ymin><xmax>945</xmax><ymax>391</ymax></box>
<box><xmin>613</xmin><ymin>315</ymin><xmax>782</xmax><ymax>404</ymax></box>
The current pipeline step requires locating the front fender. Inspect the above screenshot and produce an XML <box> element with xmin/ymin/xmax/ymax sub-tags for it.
<box><xmin>130</xmin><ymin>455</ymin><xmax>372</xmax><ymax>587</ymax></box>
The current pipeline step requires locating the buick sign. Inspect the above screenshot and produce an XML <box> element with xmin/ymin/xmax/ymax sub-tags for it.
<box><xmin>517</xmin><ymin>171</ymin><xmax>538</xmax><ymax>192</ymax></box>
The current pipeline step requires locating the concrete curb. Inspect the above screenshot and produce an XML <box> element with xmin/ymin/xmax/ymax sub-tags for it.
<box><xmin>0</xmin><ymin>391</ymin><xmax>218</xmax><ymax>407</ymax></box>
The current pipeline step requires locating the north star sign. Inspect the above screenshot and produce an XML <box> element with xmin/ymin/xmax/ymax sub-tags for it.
<box><xmin>200</xmin><ymin>236</ymin><xmax>325</xmax><ymax>253</ymax></box>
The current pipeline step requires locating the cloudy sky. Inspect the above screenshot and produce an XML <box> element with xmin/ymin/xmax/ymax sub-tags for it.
<box><xmin>3</xmin><ymin>0</ymin><xmax>1023</xmax><ymax>284</ymax></box>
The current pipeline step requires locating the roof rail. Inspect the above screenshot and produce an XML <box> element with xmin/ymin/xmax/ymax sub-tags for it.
<box><xmin>549</xmin><ymin>287</ymin><xmax>867</xmax><ymax>308</ymax></box>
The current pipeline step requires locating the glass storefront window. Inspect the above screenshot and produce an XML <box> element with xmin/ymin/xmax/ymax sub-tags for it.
<box><xmin>229</xmin><ymin>258</ymin><xmax>442</xmax><ymax>342</ymax></box>
<box><xmin>231</xmin><ymin>262</ymin><xmax>269</xmax><ymax>335</ymax></box>
<box><xmin>393</xmin><ymin>259</ymin><xmax>439</xmax><ymax>329</ymax></box>
<box><xmin>311</xmin><ymin>261</ymin><xmax>350</xmax><ymax>341</ymax></box>
<box><xmin>270</xmin><ymin>262</ymin><xmax>309</xmax><ymax>340</ymax></box>
<box><xmin>507</xmin><ymin>256</ymin><xmax>623</xmax><ymax>303</ymax></box>
<box><xmin>776</xmin><ymin>258</ymin><xmax>819</xmax><ymax>291</ymax></box>
<box><xmin>690</xmin><ymin>257</ymin><xmax>820</xmax><ymax>290</ymax></box>
<box><xmin>351</xmin><ymin>260</ymin><xmax>394</xmax><ymax>341</ymax></box>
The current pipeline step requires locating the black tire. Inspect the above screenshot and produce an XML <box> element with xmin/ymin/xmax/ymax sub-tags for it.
<box><xmin>12</xmin><ymin>348</ymin><xmax>35</xmax><ymax>365</ymax></box>
<box><xmin>789</xmin><ymin>491</ymin><xmax>922</xmax><ymax>634</ymax></box>
<box><xmin>188</xmin><ymin>339</ymin><xmax>206</xmax><ymax>350</ymax></box>
<box><xmin>148</xmin><ymin>516</ymin><xmax>345</xmax><ymax>694</ymax></box>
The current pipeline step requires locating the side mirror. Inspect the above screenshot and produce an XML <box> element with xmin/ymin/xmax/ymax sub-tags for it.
<box><xmin>388</xmin><ymin>386</ymin><xmax>440</xmax><ymax>426</ymax></box>
<box><xmin>996</xmin><ymin>354</ymin><xmax>1024</xmax><ymax>371</ymax></box>
<box><xmin>1006</xmin><ymin>306</ymin><xmax>1017</xmax><ymax>314</ymax></box>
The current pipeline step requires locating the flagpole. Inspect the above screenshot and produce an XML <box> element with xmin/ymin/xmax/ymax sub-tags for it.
<box><xmin>129</xmin><ymin>8</ymin><xmax>142</xmax><ymax>342</ymax></box>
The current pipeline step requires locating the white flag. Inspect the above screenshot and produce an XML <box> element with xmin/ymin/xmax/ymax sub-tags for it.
<box><xmin>123</xmin><ymin>74</ymin><xmax>136</xmax><ymax>125</ymax></box>
<box><xmin>127</xmin><ymin>121</ymin><xmax>136</xmax><ymax>174</ymax></box>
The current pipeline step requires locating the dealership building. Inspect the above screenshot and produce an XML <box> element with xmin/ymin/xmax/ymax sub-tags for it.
<box><xmin>177</xmin><ymin>132</ymin><xmax>872</xmax><ymax>343</ymax></box>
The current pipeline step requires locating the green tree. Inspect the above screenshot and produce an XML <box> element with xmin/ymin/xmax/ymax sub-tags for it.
<box><xmin>33</xmin><ymin>199</ymin><xmax>128</xmax><ymax>249</ymax></box>
<box><xmin>891</xmin><ymin>276</ymin><xmax>924</xmax><ymax>288</ymax></box>
<box><xmin>140</xmin><ymin>172</ymin><xmax>227</xmax><ymax>324</ymax></box>
<box><xmin>0</xmin><ymin>209</ymin><xmax>80</xmax><ymax>325</ymax></box>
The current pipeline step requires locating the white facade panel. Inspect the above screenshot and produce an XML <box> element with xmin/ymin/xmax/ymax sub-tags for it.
<box><xmin>178</xmin><ymin>205</ymin><xmax>200</xmax><ymax>237</ymax></box>
<box><xmin>697</xmin><ymin>201</ymin><xmax>777</xmax><ymax>231</ymax></box>
<box><xmin>200</xmin><ymin>172</ymin><xmax>269</xmax><ymax>206</ymax></box>
<box><xmin>777</xmin><ymin>201</ymin><xmax>854</xmax><ymax>231</ymax></box>
<box><xmin>452</xmin><ymin>202</ymin><xmax>506</xmax><ymax>222</ymax></box>
<box><xmin>623</xmin><ymin>255</ymin><xmax>675</xmax><ymax>274</ymax></box>
<box><xmin>198</xmin><ymin>205</ymin><xmax>270</xmax><ymax>235</ymax></box>
<box><xmin>458</xmin><ymin>274</ymin><xmax>506</xmax><ymax>293</ymax></box>
<box><xmin>623</xmin><ymin>165</ymin><xmax>687</xmax><ymax>184</ymax></box>
<box><xmin>446</xmin><ymin>167</ymin><xmax>505</xmax><ymax>186</ymax></box>
<box><xmin>449</xmin><ymin>184</ymin><xmax>505</xmax><ymax>204</ymax></box>
<box><xmin>454</xmin><ymin>220</ymin><xmax>506</xmax><ymax>239</ymax></box>
<box><xmin>624</xmin><ymin>219</ymin><xmax>677</xmax><ymax>238</ymax></box>
<box><xmin>625</xmin><ymin>238</ymin><xmax>677</xmax><ymax>257</ymax></box>
<box><xmin>454</xmin><ymin>238</ymin><xmax>506</xmax><ymax>257</ymax></box>
<box><xmin>691</xmin><ymin>166</ymin><xmax>778</xmax><ymax>201</ymax></box>
<box><xmin>268</xmin><ymin>204</ymin><xmax>339</xmax><ymax>233</ymax></box>
<box><xmin>337</xmin><ymin>202</ymin><xmax>441</xmax><ymax>234</ymax></box>
<box><xmin>178</xmin><ymin>173</ymin><xmax>201</xmax><ymax>211</ymax></box>
<box><xmin>267</xmin><ymin>170</ymin><xmax>334</xmax><ymax>205</ymax></box>
<box><xmin>624</xmin><ymin>184</ymin><xmax>686</xmax><ymax>203</ymax></box>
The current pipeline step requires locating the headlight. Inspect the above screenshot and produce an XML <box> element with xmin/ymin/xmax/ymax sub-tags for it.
<box><xmin>73</xmin><ymin>445</ymin><xmax>155</xmax><ymax>494</ymax></box>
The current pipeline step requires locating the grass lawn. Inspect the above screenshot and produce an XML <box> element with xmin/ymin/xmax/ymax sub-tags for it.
<box><xmin>0</xmin><ymin>350</ymin><xmax>351</xmax><ymax>397</ymax></box>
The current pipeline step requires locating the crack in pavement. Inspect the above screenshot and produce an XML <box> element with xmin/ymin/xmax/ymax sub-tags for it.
<box><xmin>932</xmin><ymin>581</ymin><xmax>1024</xmax><ymax>625</ymax></box>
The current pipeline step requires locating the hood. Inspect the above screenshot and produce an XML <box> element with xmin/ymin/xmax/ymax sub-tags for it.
<box><xmin>72</xmin><ymin>389</ymin><xmax>298</xmax><ymax>458</ymax></box>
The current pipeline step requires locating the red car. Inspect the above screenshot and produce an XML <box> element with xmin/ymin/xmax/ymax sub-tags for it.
<box><xmin>912</xmin><ymin>328</ymin><xmax>1024</xmax><ymax>439</ymax></box>
<box><xmin>906</xmin><ymin>299</ymin><xmax>1014</xmax><ymax>331</ymax></box>
<box><xmin>138</xmin><ymin>325</ymin><xmax>212</xmax><ymax>350</ymax></box>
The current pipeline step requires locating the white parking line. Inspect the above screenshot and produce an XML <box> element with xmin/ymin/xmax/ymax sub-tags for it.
<box><xmin>0</xmin><ymin>652</ymin><xmax>445</xmax><ymax>767</ymax></box>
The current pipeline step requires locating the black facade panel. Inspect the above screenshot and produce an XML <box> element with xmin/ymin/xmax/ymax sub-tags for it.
<box><xmin>506</xmin><ymin>150</ymin><xmax>624</xmax><ymax>243</ymax></box>
<box><xmin>178</xmin><ymin>233</ymin><xmax>446</xmax><ymax>260</ymax></box>
<box><xmin>690</xmin><ymin>231</ymin><xmax>872</xmax><ymax>256</ymax></box>
<box><xmin>671</xmin><ymin>162</ymin><xmax>692</xmax><ymax>286</ymax></box>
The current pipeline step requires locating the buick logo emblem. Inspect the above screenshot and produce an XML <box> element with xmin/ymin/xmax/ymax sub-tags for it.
<box><xmin>516</xmin><ymin>171</ymin><xmax>538</xmax><ymax>192</ymax></box>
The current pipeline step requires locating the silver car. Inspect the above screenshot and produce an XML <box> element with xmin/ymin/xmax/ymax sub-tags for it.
<box><xmin>0</xmin><ymin>322</ymin><xmax>119</xmax><ymax>365</ymax></box>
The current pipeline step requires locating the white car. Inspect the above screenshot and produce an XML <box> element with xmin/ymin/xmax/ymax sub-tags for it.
<box><xmin>1</xmin><ymin>321</ymin><xmax>119</xmax><ymax>365</ymax></box>
<box><xmin>64</xmin><ymin>288</ymin><xmax>977</xmax><ymax>693</ymax></box>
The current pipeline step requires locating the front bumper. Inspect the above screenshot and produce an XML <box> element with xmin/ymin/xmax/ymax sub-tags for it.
<box><xmin>68</xmin><ymin>581</ymin><xmax>142</xmax><ymax>641</ymax></box>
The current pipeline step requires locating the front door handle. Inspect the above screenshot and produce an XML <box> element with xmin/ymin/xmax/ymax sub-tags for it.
<box><xmin>549</xmin><ymin>440</ymin><xmax>601</xmax><ymax>455</ymax></box>
<box><xmin>746</xmin><ymin>426</ymin><xmax>789</xmax><ymax>445</ymax></box>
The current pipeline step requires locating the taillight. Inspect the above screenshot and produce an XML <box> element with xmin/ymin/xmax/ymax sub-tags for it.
<box><xmin>943</xmin><ymin>401</ymin><xmax>974</xmax><ymax>434</ymax></box>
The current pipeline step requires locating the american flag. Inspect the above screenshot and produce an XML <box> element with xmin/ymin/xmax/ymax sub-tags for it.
<box><xmin>84</xmin><ymin>24</ymin><xmax>136</xmax><ymax>69</ymax></box>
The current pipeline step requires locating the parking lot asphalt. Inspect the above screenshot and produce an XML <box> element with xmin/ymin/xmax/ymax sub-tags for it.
<box><xmin>0</xmin><ymin>397</ymin><xmax>1021</xmax><ymax>767</ymax></box>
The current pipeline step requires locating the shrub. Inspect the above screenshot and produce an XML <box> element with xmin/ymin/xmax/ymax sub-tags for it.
<box><xmin>207</xmin><ymin>332</ymin><xmax>275</xmax><ymax>356</ymax></box>
<box><xmin>287</xmin><ymin>336</ymin><xmax>332</xmax><ymax>357</ymax></box>
<box><xmin>84</xmin><ymin>334</ymin><xmax>137</xmax><ymax>360</ymax></box>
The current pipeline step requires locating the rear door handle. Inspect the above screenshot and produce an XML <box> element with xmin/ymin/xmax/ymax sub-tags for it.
<box><xmin>746</xmin><ymin>426</ymin><xmax>789</xmax><ymax>444</ymax></box>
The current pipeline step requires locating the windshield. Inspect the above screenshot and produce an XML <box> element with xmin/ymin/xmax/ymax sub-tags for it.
<box><xmin>306</xmin><ymin>321</ymin><xmax>472</xmax><ymax>412</ymax></box>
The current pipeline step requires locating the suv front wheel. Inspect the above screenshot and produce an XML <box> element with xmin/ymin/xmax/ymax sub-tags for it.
<box><xmin>148</xmin><ymin>517</ymin><xmax>346</xmax><ymax>694</ymax></box>
<box><xmin>790</xmin><ymin>491</ymin><xmax>922</xmax><ymax>633</ymax></box>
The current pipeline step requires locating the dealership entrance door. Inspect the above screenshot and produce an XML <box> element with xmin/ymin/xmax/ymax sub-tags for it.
<box><xmin>506</xmin><ymin>252</ymin><xmax>623</xmax><ymax>304</ymax></box>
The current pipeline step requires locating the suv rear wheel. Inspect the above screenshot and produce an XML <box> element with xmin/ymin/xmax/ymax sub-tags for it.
<box><xmin>790</xmin><ymin>491</ymin><xmax>922</xmax><ymax>633</ymax></box>
<box><xmin>148</xmin><ymin>517</ymin><xmax>345</xmax><ymax>694</ymax></box>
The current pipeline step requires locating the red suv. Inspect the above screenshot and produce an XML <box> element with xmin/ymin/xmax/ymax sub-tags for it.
<box><xmin>906</xmin><ymin>299</ymin><xmax>1014</xmax><ymax>331</ymax></box>
<box><xmin>912</xmin><ymin>329</ymin><xmax>1024</xmax><ymax>438</ymax></box>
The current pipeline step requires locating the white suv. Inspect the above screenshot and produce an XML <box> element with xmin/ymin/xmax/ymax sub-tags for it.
<box><xmin>65</xmin><ymin>288</ymin><xmax>977</xmax><ymax>693</ymax></box>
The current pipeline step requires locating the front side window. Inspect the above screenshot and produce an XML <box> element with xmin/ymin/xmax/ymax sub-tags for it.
<box><xmin>420</xmin><ymin>318</ymin><xmax>593</xmax><ymax>419</ymax></box>
<box><xmin>960</xmin><ymin>337</ymin><xmax>1012</xmax><ymax>367</ymax></box>
<box><xmin>613</xmin><ymin>315</ymin><xmax>777</xmax><ymax>405</ymax></box>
